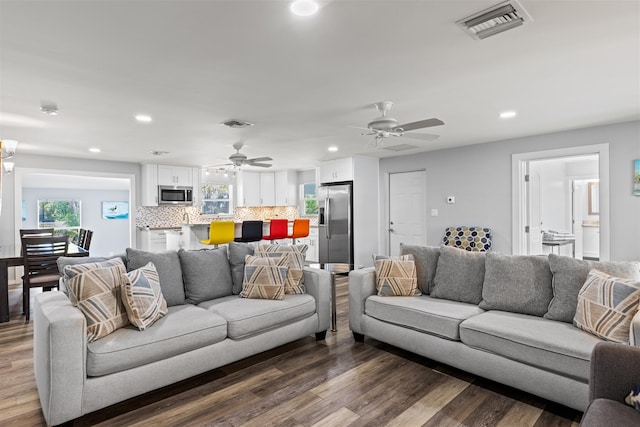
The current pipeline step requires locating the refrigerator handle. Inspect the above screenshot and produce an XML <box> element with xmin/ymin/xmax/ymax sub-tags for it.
<box><xmin>325</xmin><ymin>197</ymin><xmax>330</xmax><ymax>239</ymax></box>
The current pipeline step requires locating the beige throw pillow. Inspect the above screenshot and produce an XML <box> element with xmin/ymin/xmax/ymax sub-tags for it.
<box><xmin>374</xmin><ymin>254</ymin><xmax>420</xmax><ymax>296</ymax></box>
<box><xmin>122</xmin><ymin>262</ymin><xmax>168</xmax><ymax>331</ymax></box>
<box><xmin>240</xmin><ymin>255</ymin><xmax>288</xmax><ymax>300</ymax></box>
<box><xmin>254</xmin><ymin>244</ymin><xmax>307</xmax><ymax>294</ymax></box>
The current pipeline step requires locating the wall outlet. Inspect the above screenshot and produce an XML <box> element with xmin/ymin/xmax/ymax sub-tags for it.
<box><xmin>447</xmin><ymin>196</ymin><xmax>455</xmax><ymax>204</ymax></box>
<box><xmin>431</xmin><ymin>209</ymin><xmax>438</xmax><ymax>217</ymax></box>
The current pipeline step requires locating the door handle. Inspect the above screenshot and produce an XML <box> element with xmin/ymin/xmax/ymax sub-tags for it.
<box><xmin>325</xmin><ymin>197</ymin><xmax>330</xmax><ymax>239</ymax></box>
<box><xmin>389</xmin><ymin>228</ymin><xmax>395</xmax><ymax>233</ymax></box>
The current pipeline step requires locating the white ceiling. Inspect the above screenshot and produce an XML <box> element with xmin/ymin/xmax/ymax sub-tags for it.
<box><xmin>1</xmin><ymin>0</ymin><xmax>638</xmax><ymax>171</ymax></box>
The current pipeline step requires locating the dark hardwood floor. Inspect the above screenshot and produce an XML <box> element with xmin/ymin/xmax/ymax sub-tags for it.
<box><xmin>0</xmin><ymin>276</ymin><xmax>583</xmax><ymax>426</ymax></box>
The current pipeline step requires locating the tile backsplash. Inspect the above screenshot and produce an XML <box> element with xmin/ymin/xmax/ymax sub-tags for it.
<box><xmin>136</xmin><ymin>205</ymin><xmax>315</xmax><ymax>228</ymax></box>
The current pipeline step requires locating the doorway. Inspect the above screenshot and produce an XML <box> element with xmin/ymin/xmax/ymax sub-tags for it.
<box><xmin>388</xmin><ymin>170</ymin><xmax>426</xmax><ymax>256</ymax></box>
<box><xmin>512</xmin><ymin>144</ymin><xmax>609</xmax><ymax>260</ymax></box>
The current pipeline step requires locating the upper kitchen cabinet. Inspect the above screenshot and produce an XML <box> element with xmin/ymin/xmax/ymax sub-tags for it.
<box><xmin>158</xmin><ymin>165</ymin><xmax>193</xmax><ymax>186</ymax></box>
<box><xmin>275</xmin><ymin>170</ymin><xmax>297</xmax><ymax>206</ymax></box>
<box><xmin>141</xmin><ymin>164</ymin><xmax>199</xmax><ymax>207</ymax></box>
<box><xmin>260</xmin><ymin>172</ymin><xmax>275</xmax><ymax>206</ymax></box>
<box><xmin>319</xmin><ymin>158</ymin><xmax>353</xmax><ymax>184</ymax></box>
<box><xmin>238</xmin><ymin>171</ymin><xmax>261</xmax><ymax>206</ymax></box>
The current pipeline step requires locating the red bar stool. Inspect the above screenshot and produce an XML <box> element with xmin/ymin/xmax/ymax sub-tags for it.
<box><xmin>263</xmin><ymin>218</ymin><xmax>289</xmax><ymax>242</ymax></box>
<box><xmin>287</xmin><ymin>218</ymin><xmax>310</xmax><ymax>244</ymax></box>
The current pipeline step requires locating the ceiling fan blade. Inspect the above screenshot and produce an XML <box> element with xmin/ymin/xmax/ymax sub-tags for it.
<box><xmin>246</xmin><ymin>157</ymin><xmax>272</xmax><ymax>163</ymax></box>
<box><xmin>348</xmin><ymin>125</ymin><xmax>372</xmax><ymax>131</ymax></box>
<box><xmin>249</xmin><ymin>163</ymin><xmax>272</xmax><ymax>168</ymax></box>
<box><xmin>395</xmin><ymin>118</ymin><xmax>444</xmax><ymax>132</ymax></box>
<box><xmin>402</xmin><ymin>133</ymin><xmax>440</xmax><ymax>141</ymax></box>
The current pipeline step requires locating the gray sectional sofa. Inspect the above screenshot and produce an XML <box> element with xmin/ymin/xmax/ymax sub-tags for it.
<box><xmin>34</xmin><ymin>244</ymin><xmax>331</xmax><ymax>426</ymax></box>
<box><xmin>349</xmin><ymin>245</ymin><xmax>640</xmax><ymax>412</ymax></box>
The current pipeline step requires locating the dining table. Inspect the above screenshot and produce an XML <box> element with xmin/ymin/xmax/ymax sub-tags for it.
<box><xmin>0</xmin><ymin>242</ymin><xmax>89</xmax><ymax>323</ymax></box>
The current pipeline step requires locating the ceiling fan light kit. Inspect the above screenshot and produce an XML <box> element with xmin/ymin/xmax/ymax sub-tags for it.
<box><xmin>457</xmin><ymin>0</ymin><xmax>532</xmax><ymax>40</ymax></box>
<box><xmin>220</xmin><ymin>119</ymin><xmax>254</xmax><ymax>129</ymax></box>
<box><xmin>208</xmin><ymin>142</ymin><xmax>273</xmax><ymax>169</ymax></box>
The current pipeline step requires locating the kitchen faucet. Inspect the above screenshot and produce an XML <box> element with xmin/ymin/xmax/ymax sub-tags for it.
<box><xmin>183</xmin><ymin>210</ymin><xmax>190</xmax><ymax>224</ymax></box>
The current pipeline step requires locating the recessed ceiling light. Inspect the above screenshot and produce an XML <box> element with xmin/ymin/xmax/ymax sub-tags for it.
<box><xmin>328</xmin><ymin>146</ymin><xmax>338</xmax><ymax>152</ymax></box>
<box><xmin>290</xmin><ymin>0</ymin><xmax>319</xmax><ymax>16</ymax></box>
<box><xmin>135</xmin><ymin>114</ymin><xmax>153</xmax><ymax>123</ymax></box>
<box><xmin>89</xmin><ymin>147</ymin><xmax>101</xmax><ymax>153</ymax></box>
<box><xmin>499</xmin><ymin>110</ymin><xmax>517</xmax><ymax>119</ymax></box>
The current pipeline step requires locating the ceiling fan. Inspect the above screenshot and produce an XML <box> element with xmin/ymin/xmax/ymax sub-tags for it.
<box><xmin>350</xmin><ymin>101</ymin><xmax>444</xmax><ymax>147</ymax></box>
<box><xmin>215</xmin><ymin>142</ymin><xmax>273</xmax><ymax>168</ymax></box>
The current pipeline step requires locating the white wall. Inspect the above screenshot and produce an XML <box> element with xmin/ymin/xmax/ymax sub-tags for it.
<box><xmin>378</xmin><ymin>121</ymin><xmax>640</xmax><ymax>261</ymax></box>
<box><xmin>22</xmin><ymin>188</ymin><xmax>130</xmax><ymax>257</ymax></box>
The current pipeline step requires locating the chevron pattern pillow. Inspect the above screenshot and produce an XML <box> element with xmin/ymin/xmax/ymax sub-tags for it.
<box><xmin>72</xmin><ymin>264</ymin><xmax>129</xmax><ymax>342</ymax></box>
<box><xmin>374</xmin><ymin>254</ymin><xmax>420</xmax><ymax>296</ymax></box>
<box><xmin>122</xmin><ymin>262</ymin><xmax>168</xmax><ymax>331</ymax></box>
<box><xmin>64</xmin><ymin>257</ymin><xmax>126</xmax><ymax>306</ymax></box>
<box><xmin>574</xmin><ymin>269</ymin><xmax>640</xmax><ymax>344</ymax></box>
<box><xmin>240</xmin><ymin>255</ymin><xmax>288</xmax><ymax>300</ymax></box>
<box><xmin>254</xmin><ymin>244</ymin><xmax>308</xmax><ymax>294</ymax></box>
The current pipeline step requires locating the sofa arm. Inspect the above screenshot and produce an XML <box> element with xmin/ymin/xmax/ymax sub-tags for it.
<box><xmin>589</xmin><ymin>341</ymin><xmax>640</xmax><ymax>403</ymax></box>
<box><xmin>630</xmin><ymin>309</ymin><xmax>640</xmax><ymax>345</ymax></box>
<box><xmin>348</xmin><ymin>267</ymin><xmax>376</xmax><ymax>335</ymax></box>
<box><xmin>34</xmin><ymin>291</ymin><xmax>87</xmax><ymax>426</ymax></box>
<box><xmin>303</xmin><ymin>267</ymin><xmax>331</xmax><ymax>333</ymax></box>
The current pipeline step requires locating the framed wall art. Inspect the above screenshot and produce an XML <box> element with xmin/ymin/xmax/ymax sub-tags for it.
<box><xmin>102</xmin><ymin>201</ymin><xmax>129</xmax><ymax>219</ymax></box>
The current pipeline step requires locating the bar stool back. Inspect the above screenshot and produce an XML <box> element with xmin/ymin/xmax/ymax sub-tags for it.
<box><xmin>200</xmin><ymin>221</ymin><xmax>235</xmax><ymax>248</ymax></box>
<box><xmin>234</xmin><ymin>220</ymin><xmax>263</xmax><ymax>243</ymax></box>
<box><xmin>263</xmin><ymin>219</ymin><xmax>289</xmax><ymax>242</ymax></box>
<box><xmin>287</xmin><ymin>218</ymin><xmax>310</xmax><ymax>244</ymax></box>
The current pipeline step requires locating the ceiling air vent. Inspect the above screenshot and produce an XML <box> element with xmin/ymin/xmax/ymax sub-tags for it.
<box><xmin>220</xmin><ymin>119</ymin><xmax>254</xmax><ymax>128</ymax></box>
<box><xmin>456</xmin><ymin>0</ymin><xmax>532</xmax><ymax>40</ymax></box>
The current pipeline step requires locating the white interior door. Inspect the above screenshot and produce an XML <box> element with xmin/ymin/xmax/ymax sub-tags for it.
<box><xmin>572</xmin><ymin>180</ymin><xmax>585</xmax><ymax>259</ymax></box>
<box><xmin>527</xmin><ymin>170</ymin><xmax>543</xmax><ymax>255</ymax></box>
<box><xmin>389</xmin><ymin>171</ymin><xmax>426</xmax><ymax>256</ymax></box>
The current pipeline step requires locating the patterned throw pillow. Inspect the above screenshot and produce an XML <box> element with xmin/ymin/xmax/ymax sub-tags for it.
<box><xmin>122</xmin><ymin>262</ymin><xmax>168</xmax><ymax>331</ymax></box>
<box><xmin>240</xmin><ymin>255</ymin><xmax>288</xmax><ymax>300</ymax></box>
<box><xmin>573</xmin><ymin>269</ymin><xmax>640</xmax><ymax>344</ymax></box>
<box><xmin>374</xmin><ymin>254</ymin><xmax>420</xmax><ymax>296</ymax></box>
<box><xmin>64</xmin><ymin>257</ymin><xmax>127</xmax><ymax>305</ymax></box>
<box><xmin>254</xmin><ymin>244</ymin><xmax>308</xmax><ymax>294</ymax></box>
<box><xmin>71</xmin><ymin>264</ymin><xmax>129</xmax><ymax>342</ymax></box>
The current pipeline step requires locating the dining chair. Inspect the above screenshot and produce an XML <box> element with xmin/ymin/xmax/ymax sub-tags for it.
<box><xmin>287</xmin><ymin>218</ymin><xmax>310</xmax><ymax>244</ymax></box>
<box><xmin>263</xmin><ymin>219</ymin><xmax>289</xmax><ymax>242</ymax></box>
<box><xmin>234</xmin><ymin>221</ymin><xmax>263</xmax><ymax>243</ymax></box>
<box><xmin>77</xmin><ymin>228</ymin><xmax>88</xmax><ymax>248</ymax></box>
<box><xmin>21</xmin><ymin>235</ymin><xmax>69</xmax><ymax>321</ymax></box>
<box><xmin>81</xmin><ymin>229</ymin><xmax>93</xmax><ymax>250</ymax></box>
<box><xmin>20</xmin><ymin>228</ymin><xmax>54</xmax><ymax>237</ymax></box>
<box><xmin>200</xmin><ymin>221</ymin><xmax>235</xmax><ymax>248</ymax></box>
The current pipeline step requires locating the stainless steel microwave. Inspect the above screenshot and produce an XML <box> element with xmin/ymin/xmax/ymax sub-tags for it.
<box><xmin>158</xmin><ymin>186</ymin><xmax>193</xmax><ymax>205</ymax></box>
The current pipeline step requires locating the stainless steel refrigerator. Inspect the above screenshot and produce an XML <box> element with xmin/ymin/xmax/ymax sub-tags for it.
<box><xmin>318</xmin><ymin>182</ymin><xmax>353</xmax><ymax>264</ymax></box>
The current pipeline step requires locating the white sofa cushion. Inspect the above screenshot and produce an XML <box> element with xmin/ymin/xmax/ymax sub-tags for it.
<box><xmin>365</xmin><ymin>295</ymin><xmax>484</xmax><ymax>340</ymax></box>
<box><xmin>86</xmin><ymin>305</ymin><xmax>227</xmax><ymax>377</ymax></box>
<box><xmin>460</xmin><ymin>310</ymin><xmax>603</xmax><ymax>382</ymax></box>
<box><xmin>200</xmin><ymin>294</ymin><xmax>316</xmax><ymax>339</ymax></box>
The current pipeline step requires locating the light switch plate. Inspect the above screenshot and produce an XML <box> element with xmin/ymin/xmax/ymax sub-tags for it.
<box><xmin>431</xmin><ymin>209</ymin><xmax>438</xmax><ymax>216</ymax></box>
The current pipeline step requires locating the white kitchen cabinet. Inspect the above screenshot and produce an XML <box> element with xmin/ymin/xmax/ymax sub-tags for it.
<box><xmin>137</xmin><ymin>228</ymin><xmax>169</xmax><ymax>253</ymax></box>
<box><xmin>141</xmin><ymin>164</ymin><xmax>159</xmax><ymax>206</ymax></box>
<box><xmin>305</xmin><ymin>227</ymin><xmax>319</xmax><ymax>262</ymax></box>
<box><xmin>582</xmin><ymin>226</ymin><xmax>600</xmax><ymax>259</ymax></box>
<box><xmin>260</xmin><ymin>172</ymin><xmax>275</xmax><ymax>205</ymax></box>
<box><xmin>319</xmin><ymin>158</ymin><xmax>353</xmax><ymax>183</ymax></box>
<box><xmin>239</xmin><ymin>171</ymin><xmax>261</xmax><ymax>206</ymax></box>
<box><xmin>158</xmin><ymin>165</ymin><xmax>193</xmax><ymax>186</ymax></box>
<box><xmin>275</xmin><ymin>170</ymin><xmax>298</xmax><ymax>206</ymax></box>
<box><xmin>191</xmin><ymin>167</ymin><xmax>201</xmax><ymax>206</ymax></box>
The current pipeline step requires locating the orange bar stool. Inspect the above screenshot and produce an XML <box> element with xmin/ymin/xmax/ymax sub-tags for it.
<box><xmin>287</xmin><ymin>218</ymin><xmax>310</xmax><ymax>244</ymax></box>
<box><xmin>200</xmin><ymin>221</ymin><xmax>235</xmax><ymax>248</ymax></box>
<box><xmin>263</xmin><ymin>218</ymin><xmax>289</xmax><ymax>242</ymax></box>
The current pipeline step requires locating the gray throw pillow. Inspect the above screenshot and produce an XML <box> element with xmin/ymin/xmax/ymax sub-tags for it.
<box><xmin>545</xmin><ymin>254</ymin><xmax>640</xmax><ymax>323</ymax></box>
<box><xmin>228</xmin><ymin>242</ymin><xmax>254</xmax><ymax>295</ymax></box>
<box><xmin>178</xmin><ymin>247</ymin><xmax>233</xmax><ymax>304</ymax></box>
<box><xmin>400</xmin><ymin>243</ymin><xmax>440</xmax><ymax>294</ymax></box>
<box><xmin>431</xmin><ymin>245</ymin><xmax>486</xmax><ymax>304</ymax></box>
<box><xmin>126</xmin><ymin>248</ymin><xmax>185</xmax><ymax>306</ymax></box>
<box><xmin>479</xmin><ymin>252</ymin><xmax>553</xmax><ymax>316</ymax></box>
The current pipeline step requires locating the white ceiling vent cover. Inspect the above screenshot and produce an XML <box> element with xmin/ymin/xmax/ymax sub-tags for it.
<box><xmin>457</xmin><ymin>0</ymin><xmax>532</xmax><ymax>40</ymax></box>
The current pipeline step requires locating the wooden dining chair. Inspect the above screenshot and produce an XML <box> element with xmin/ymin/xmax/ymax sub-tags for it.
<box><xmin>81</xmin><ymin>230</ymin><xmax>93</xmax><ymax>250</ymax></box>
<box><xmin>20</xmin><ymin>228</ymin><xmax>54</xmax><ymax>237</ymax></box>
<box><xmin>77</xmin><ymin>228</ymin><xmax>88</xmax><ymax>248</ymax></box>
<box><xmin>21</xmin><ymin>235</ymin><xmax>69</xmax><ymax>321</ymax></box>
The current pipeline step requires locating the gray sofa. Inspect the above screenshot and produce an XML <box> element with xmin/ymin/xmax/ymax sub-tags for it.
<box><xmin>34</xmin><ymin>245</ymin><xmax>331</xmax><ymax>426</ymax></box>
<box><xmin>349</xmin><ymin>245</ymin><xmax>640</xmax><ymax>411</ymax></box>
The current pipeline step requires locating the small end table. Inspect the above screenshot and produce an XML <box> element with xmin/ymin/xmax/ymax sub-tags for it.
<box><xmin>308</xmin><ymin>263</ymin><xmax>358</xmax><ymax>332</ymax></box>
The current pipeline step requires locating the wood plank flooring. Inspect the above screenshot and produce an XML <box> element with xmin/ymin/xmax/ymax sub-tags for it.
<box><xmin>0</xmin><ymin>277</ymin><xmax>583</xmax><ymax>426</ymax></box>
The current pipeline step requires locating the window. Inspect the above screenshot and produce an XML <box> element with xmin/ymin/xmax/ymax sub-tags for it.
<box><xmin>37</xmin><ymin>200</ymin><xmax>81</xmax><ymax>241</ymax></box>
<box><xmin>302</xmin><ymin>182</ymin><xmax>318</xmax><ymax>215</ymax></box>
<box><xmin>202</xmin><ymin>184</ymin><xmax>233</xmax><ymax>215</ymax></box>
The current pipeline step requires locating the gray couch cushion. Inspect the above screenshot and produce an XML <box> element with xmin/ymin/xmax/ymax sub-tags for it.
<box><xmin>399</xmin><ymin>244</ymin><xmax>440</xmax><ymax>294</ymax></box>
<box><xmin>228</xmin><ymin>242</ymin><xmax>254</xmax><ymax>295</ymax></box>
<box><xmin>126</xmin><ymin>248</ymin><xmax>186</xmax><ymax>306</ymax></box>
<box><xmin>479</xmin><ymin>253</ymin><xmax>553</xmax><ymax>316</ymax></box>
<box><xmin>86</xmin><ymin>305</ymin><xmax>227</xmax><ymax>376</ymax></box>
<box><xmin>431</xmin><ymin>245</ymin><xmax>486</xmax><ymax>304</ymax></box>
<box><xmin>200</xmin><ymin>294</ymin><xmax>316</xmax><ymax>339</ymax></box>
<box><xmin>178</xmin><ymin>247</ymin><xmax>233</xmax><ymax>304</ymax></box>
<box><xmin>545</xmin><ymin>254</ymin><xmax>640</xmax><ymax>323</ymax></box>
<box><xmin>460</xmin><ymin>310</ymin><xmax>603</xmax><ymax>382</ymax></box>
<box><xmin>365</xmin><ymin>295</ymin><xmax>484</xmax><ymax>340</ymax></box>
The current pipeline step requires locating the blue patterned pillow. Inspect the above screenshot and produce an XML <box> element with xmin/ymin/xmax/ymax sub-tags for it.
<box><xmin>122</xmin><ymin>262</ymin><xmax>168</xmax><ymax>331</ymax></box>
